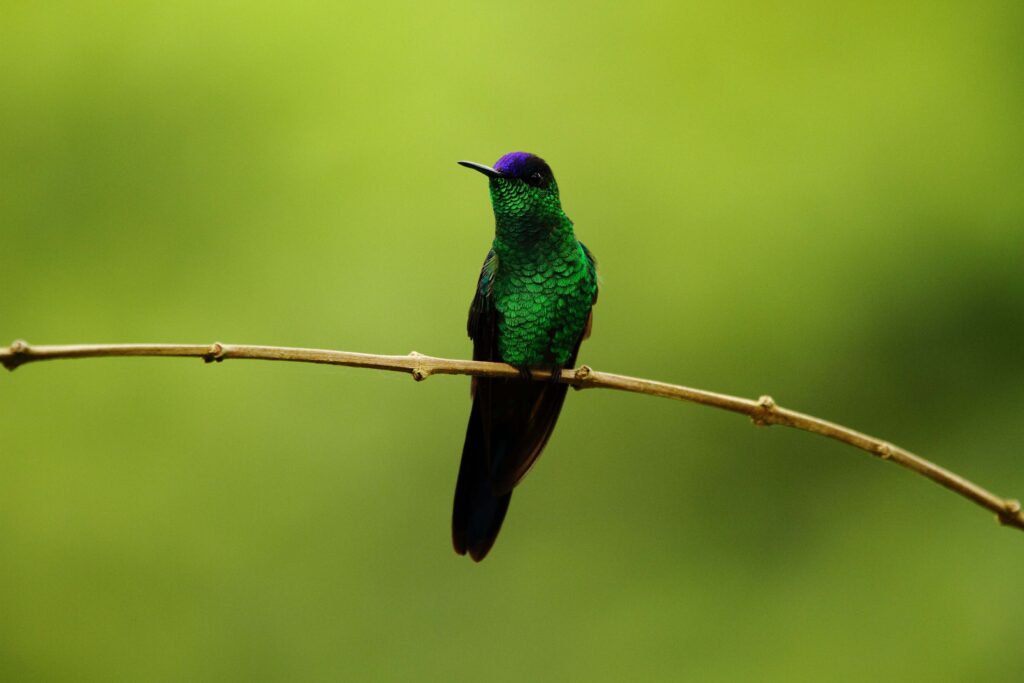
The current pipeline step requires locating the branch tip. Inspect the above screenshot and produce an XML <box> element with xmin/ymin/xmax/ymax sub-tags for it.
<box><xmin>996</xmin><ymin>504</ymin><xmax>1023</xmax><ymax>527</ymax></box>
<box><xmin>2</xmin><ymin>340</ymin><xmax>31</xmax><ymax>371</ymax></box>
<box><xmin>1001</xmin><ymin>501</ymin><xmax>1024</xmax><ymax>529</ymax></box>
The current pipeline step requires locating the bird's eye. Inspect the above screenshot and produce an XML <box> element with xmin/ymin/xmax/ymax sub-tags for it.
<box><xmin>527</xmin><ymin>171</ymin><xmax>545</xmax><ymax>187</ymax></box>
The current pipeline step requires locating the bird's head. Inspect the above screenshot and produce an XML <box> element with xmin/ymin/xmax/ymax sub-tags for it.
<box><xmin>459</xmin><ymin>152</ymin><xmax>564</xmax><ymax>227</ymax></box>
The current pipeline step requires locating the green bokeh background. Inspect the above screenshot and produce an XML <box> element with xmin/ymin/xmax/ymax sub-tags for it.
<box><xmin>2</xmin><ymin>2</ymin><xmax>1023</xmax><ymax>680</ymax></box>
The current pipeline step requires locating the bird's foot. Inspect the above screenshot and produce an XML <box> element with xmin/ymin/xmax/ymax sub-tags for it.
<box><xmin>546</xmin><ymin>364</ymin><xmax>564</xmax><ymax>385</ymax></box>
<box><xmin>513</xmin><ymin>365</ymin><xmax>563</xmax><ymax>384</ymax></box>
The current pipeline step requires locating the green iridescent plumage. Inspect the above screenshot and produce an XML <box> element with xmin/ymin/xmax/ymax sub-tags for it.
<box><xmin>452</xmin><ymin>152</ymin><xmax>598</xmax><ymax>561</ymax></box>
<box><xmin>488</xmin><ymin>174</ymin><xmax>597</xmax><ymax>365</ymax></box>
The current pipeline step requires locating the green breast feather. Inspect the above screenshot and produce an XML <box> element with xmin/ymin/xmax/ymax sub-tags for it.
<box><xmin>491</xmin><ymin>241</ymin><xmax>597</xmax><ymax>367</ymax></box>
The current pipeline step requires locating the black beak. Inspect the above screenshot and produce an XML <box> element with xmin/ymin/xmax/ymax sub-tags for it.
<box><xmin>458</xmin><ymin>160</ymin><xmax>504</xmax><ymax>179</ymax></box>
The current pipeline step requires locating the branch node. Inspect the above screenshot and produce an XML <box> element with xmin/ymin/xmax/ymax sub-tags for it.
<box><xmin>204</xmin><ymin>342</ymin><xmax>226</xmax><ymax>364</ymax></box>
<box><xmin>998</xmin><ymin>499</ymin><xmax>1023</xmax><ymax>526</ymax></box>
<box><xmin>752</xmin><ymin>394</ymin><xmax>776</xmax><ymax>426</ymax></box>
<box><xmin>408</xmin><ymin>351</ymin><xmax>431</xmax><ymax>381</ymax></box>
<box><xmin>2</xmin><ymin>339</ymin><xmax>31</xmax><ymax>372</ymax></box>
<box><xmin>571</xmin><ymin>365</ymin><xmax>593</xmax><ymax>390</ymax></box>
<box><xmin>877</xmin><ymin>442</ymin><xmax>894</xmax><ymax>460</ymax></box>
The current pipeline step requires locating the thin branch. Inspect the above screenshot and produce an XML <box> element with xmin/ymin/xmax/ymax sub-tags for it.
<box><xmin>3</xmin><ymin>339</ymin><xmax>1021</xmax><ymax>532</ymax></box>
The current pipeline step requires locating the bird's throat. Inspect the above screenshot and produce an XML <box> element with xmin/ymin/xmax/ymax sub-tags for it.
<box><xmin>492</xmin><ymin>214</ymin><xmax>576</xmax><ymax>264</ymax></box>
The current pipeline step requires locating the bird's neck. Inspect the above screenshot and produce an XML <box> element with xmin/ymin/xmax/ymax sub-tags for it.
<box><xmin>492</xmin><ymin>212</ymin><xmax>576</xmax><ymax>265</ymax></box>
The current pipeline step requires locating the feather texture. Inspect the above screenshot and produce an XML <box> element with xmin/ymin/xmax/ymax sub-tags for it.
<box><xmin>452</xmin><ymin>152</ymin><xmax>597</xmax><ymax>561</ymax></box>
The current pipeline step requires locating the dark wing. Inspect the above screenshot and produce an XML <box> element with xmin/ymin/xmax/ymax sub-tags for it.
<box><xmin>582</xmin><ymin>242</ymin><xmax>598</xmax><ymax>305</ymax></box>
<box><xmin>452</xmin><ymin>251</ymin><xmax>511</xmax><ymax>561</ymax></box>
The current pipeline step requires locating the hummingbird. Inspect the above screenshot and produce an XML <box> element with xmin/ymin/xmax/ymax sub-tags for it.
<box><xmin>452</xmin><ymin>152</ymin><xmax>598</xmax><ymax>561</ymax></box>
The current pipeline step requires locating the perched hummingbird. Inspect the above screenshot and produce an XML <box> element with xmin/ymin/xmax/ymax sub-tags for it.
<box><xmin>453</xmin><ymin>152</ymin><xmax>598</xmax><ymax>561</ymax></box>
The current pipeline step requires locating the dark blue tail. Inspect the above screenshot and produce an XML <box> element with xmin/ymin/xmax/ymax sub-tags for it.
<box><xmin>452</xmin><ymin>398</ymin><xmax>511</xmax><ymax>561</ymax></box>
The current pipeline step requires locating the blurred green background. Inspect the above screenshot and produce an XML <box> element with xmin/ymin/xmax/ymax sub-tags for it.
<box><xmin>2</xmin><ymin>1</ymin><xmax>1023</xmax><ymax>680</ymax></box>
